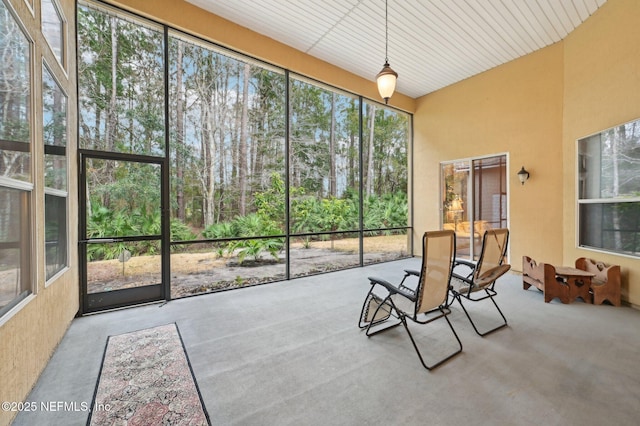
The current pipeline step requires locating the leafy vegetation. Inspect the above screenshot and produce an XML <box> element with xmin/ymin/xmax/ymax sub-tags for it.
<box><xmin>87</xmin><ymin>175</ymin><xmax>407</xmax><ymax>263</ymax></box>
<box><xmin>77</xmin><ymin>5</ymin><xmax>410</xmax><ymax>267</ymax></box>
<box><xmin>86</xmin><ymin>206</ymin><xmax>195</xmax><ymax>261</ymax></box>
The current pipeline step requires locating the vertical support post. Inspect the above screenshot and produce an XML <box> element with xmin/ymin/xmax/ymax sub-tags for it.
<box><xmin>285</xmin><ymin>70</ymin><xmax>291</xmax><ymax>279</ymax></box>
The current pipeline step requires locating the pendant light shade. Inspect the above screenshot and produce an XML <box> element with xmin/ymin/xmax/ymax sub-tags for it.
<box><xmin>377</xmin><ymin>62</ymin><xmax>398</xmax><ymax>103</ymax></box>
<box><xmin>376</xmin><ymin>0</ymin><xmax>397</xmax><ymax>104</ymax></box>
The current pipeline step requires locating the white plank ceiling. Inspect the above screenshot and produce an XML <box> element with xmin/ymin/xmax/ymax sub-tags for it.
<box><xmin>186</xmin><ymin>0</ymin><xmax>607</xmax><ymax>99</ymax></box>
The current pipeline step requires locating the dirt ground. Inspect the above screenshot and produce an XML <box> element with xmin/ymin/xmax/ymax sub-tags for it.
<box><xmin>87</xmin><ymin>234</ymin><xmax>410</xmax><ymax>297</ymax></box>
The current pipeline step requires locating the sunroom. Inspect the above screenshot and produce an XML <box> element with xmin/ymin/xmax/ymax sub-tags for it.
<box><xmin>2</xmin><ymin>0</ymin><xmax>640</xmax><ymax>425</ymax></box>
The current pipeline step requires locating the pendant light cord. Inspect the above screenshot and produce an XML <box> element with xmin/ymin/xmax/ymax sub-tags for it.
<box><xmin>385</xmin><ymin>0</ymin><xmax>389</xmax><ymax>63</ymax></box>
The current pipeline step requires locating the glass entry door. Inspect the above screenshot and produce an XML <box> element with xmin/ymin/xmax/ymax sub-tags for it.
<box><xmin>80</xmin><ymin>152</ymin><xmax>166</xmax><ymax>313</ymax></box>
<box><xmin>442</xmin><ymin>161</ymin><xmax>471</xmax><ymax>258</ymax></box>
<box><xmin>442</xmin><ymin>155</ymin><xmax>507</xmax><ymax>260</ymax></box>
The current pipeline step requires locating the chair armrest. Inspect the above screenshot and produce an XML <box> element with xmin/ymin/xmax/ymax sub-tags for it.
<box><xmin>399</xmin><ymin>270</ymin><xmax>419</xmax><ymax>295</ymax></box>
<box><xmin>368</xmin><ymin>276</ymin><xmax>417</xmax><ymax>301</ymax></box>
<box><xmin>453</xmin><ymin>258</ymin><xmax>476</xmax><ymax>268</ymax></box>
<box><xmin>451</xmin><ymin>271</ymin><xmax>472</xmax><ymax>284</ymax></box>
<box><xmin>453</xmin><ymin>258</ymin><xmax>476</xmax><ymax>280</ymax></box>
<box><xmin>450</xmin><ymin>271</ymin><xmax>474</xmax><ymax>296</ymax></box>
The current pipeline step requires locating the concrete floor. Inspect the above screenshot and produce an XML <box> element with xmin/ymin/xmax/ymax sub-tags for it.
<box><xmin>13</xmin><ymin>258</ymin><xmax>640</xmax><ymax>425</ymax></box>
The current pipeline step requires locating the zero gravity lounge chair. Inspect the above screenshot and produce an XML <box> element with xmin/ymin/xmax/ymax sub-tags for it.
<box><xmin>358</xmin><ymin>230</ymin><xmax>462</xmax><ymax>370</ymax></box>
<box><xmin>449</xmin><ymin>228</ymin><xmax>511</xmax><ymax>336</ymax></box>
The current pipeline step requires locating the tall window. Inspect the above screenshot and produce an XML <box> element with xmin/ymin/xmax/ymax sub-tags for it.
<box><xmin>169</xmin><ymin>33</ymin><xmax>286</xmax><ymax>233</ymax></box>
<box><xmin>289</xmin><ymin>77</ymin><xmax>362</xmax><ymax>275</ymax></box>
<box><xmin>361</xmin><ymin>100</ymin><xmax>410</xmax><ymax>264</ymax></box>
<box><xmin>0</xmin><ymin>0</ymin><xmax>32</xmax><ymax>316</ymax></box>
<box><xmin>41</xmin><ymin>0</ymin><xmax>64</xmax><ymax>66</ymax></box>
<box><xmin>578</xmin><ymin>119</ymin><xmax>640</xmax><ymax>257</ymax></box>
<box><xmin>77</xmin><ymin>2</ymin><xmax>165</xmax><ymax>156</ymax></box>
<box><xmin>168</xmin><ymin>32</ymin><xmax>287</xmax><ymax>296</ymax></box>
<box><xmin>42</xmin><ymin>64</ymin><xmax>68</xmax><ymax>280</ymax></box>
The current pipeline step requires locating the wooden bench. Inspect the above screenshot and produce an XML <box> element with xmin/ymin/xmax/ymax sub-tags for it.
<box><xmin>575</xmin><ymin>257</ymin><xmax>621</xmax><ymax>306</ymax></box>
<box><xmin>522</xmin><ymin>256</ymin><xmax>569</xmax><ymax>303</ymax></box>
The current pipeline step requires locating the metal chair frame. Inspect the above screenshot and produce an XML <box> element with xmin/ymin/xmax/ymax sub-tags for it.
<box><xmin>358</xmin><ymin>230</ymin><xmax>463</xmax><ymax>370</ymax></box>
<box><xmin>449</xmin><ymin>228</ymin><xmax>511</xmax><ymax>336</ymax></box>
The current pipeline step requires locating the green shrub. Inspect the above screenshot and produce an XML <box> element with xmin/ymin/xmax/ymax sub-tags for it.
<box><xmin>171</xmin><ymin>218</ymin><xmax>196</xmax><ymax>241</ymax></box>
<box><xmin>203</xmin><ymin>222</ymin><xmax>236</xmax><ymax>239</ymax></box>
<box><xmin>86</xmin><ymin>187</ymin><xmax>407</xmax><ymax>262</ymax></box>
<box><xmin>87</xmin><ymin>205</ymin><xmax>196</xmax><ymax>260</ymax></box>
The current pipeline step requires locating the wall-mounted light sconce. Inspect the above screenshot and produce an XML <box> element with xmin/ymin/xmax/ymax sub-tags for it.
<box><xmin>517</xmin><ymin>166</ymin><xmax>530</xmax><ymax>185</ymax></box>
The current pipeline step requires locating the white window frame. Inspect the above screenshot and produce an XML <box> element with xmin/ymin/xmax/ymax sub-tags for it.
<box><xmin>0</xmin><ymin>0</ymin><xmax>36</xmax><ymax>322</ymax></box>
<box><xmin>576</xmin><ymin>119</ymin><xmax>640</xmax><ymax>259</ymax></box>
<box><xmin>42</xmin><ymin>59</ymin><xmax>69</xmax><ymax>284</ymax></box>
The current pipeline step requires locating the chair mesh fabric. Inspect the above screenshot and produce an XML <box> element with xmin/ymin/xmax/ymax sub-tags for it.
<box><xmin>363</xmin><ymin>294</ymin><xmax>392</xmax><ymax>323</ymax></box>
<box><xmin>474</xmin><ymin>229</ymin><xmax>508</xmax><ymax>288</ymax></box>
<box><xmin>417</xmin><ymin>231</ymin><xmax>454</xmax><ymax>314</ymax></box>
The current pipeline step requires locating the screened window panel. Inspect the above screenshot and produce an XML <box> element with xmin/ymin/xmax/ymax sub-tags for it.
<box><xmin>77</xmin><ymin>3</ymin><xmax>165</xmax><ymax>156</ymax></box>
<box><xmin>76</xmin><ymin>2</ymin><xmax>413</xmax><ymax>301</ymax></box>
<box><xmin>289</xmin><ymin>77</ymin><xmax>361</xmax><ymax>234</ymax></box>
<box><xmin>168</xmin><ymin>33</ymin><xmax>286</xmax><ymax>240</ymax></box>
<box><xmin>362</xmin><ymin>101</ymin><xmax>409</xmax><ymax>231</ymax></box>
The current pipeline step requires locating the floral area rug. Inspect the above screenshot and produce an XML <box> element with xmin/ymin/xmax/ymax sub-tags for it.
<box><xmin>88</xmin><ymin>323</ymin><xmax>210</xmax><ymax>425</ymax></box>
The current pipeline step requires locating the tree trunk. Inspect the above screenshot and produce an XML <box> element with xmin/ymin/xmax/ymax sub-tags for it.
<box><xmin>175</xmin><ymin>40</ymin><xmax>186</xmax><ymax>221</ymax></box>
<box><xmin>366</xmin><ymin>104</ymin><xmax>376</xmax><ymax>196</ymax></box>
<box><xmin>239</xmin><ymin>63</ymin><xmax>250</xmax><ymax>215</ymax></box>
<box><xmin>348</xmin><ymin>132</ymin><xmax>356</xmax><ymax>190</ymax></box>
<box><xmin>200</xmin><ymin>100</ymin><xmax>216</xmax><ymax>227</ymax></box>
<box><xmin>103</xmin><ymin>16</ymin><xmax>119</xmax><ymax>208</ymax></box>
<box><xmin>330</xmin><ymin>92</ymin><xmax>337</xmax><ymax>197</ymax></box>
<box><xmin>217</xmin><ymin>71</ymin><xmax>229</xmax><ymax>221</ymax></box>
<box><xmin>107</xmin><ymin>17</ymin><xmax>118</xmax><ymax>152</ymax></box>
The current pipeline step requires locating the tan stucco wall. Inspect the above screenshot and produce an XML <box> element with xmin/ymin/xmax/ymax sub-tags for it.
<box><xmin>0</xmin><ymin>276</ymin><xmax>79</xmax><ymax>424</ymax></box>
<box><xmin>107</xmin><ymin>0</ymin><xmax>416</xmax><ymax>113</ymax></box>
<box><xmin>413</xmin><ymin>43</ymin><xmax>565</xmax><ymax>268</ymax></box>
<box><xmin>0</xmin><ymin>0</ymin><xmax>79</xmax><ymax>424</ymax></box>
<box><xmin>562</xmin><ymin>0</ymin><xmax>640</xmax><ymax>307</ymax></box>
<box><xmin>414</xmin><ymin>0</ymin><xmax>640</xmax><ymax>305</ymax></box>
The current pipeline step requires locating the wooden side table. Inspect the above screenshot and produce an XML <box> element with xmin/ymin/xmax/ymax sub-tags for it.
<box><xmin>555</xmin><ymin>266</ymin><xmax>595</xmax><ymax>304</ymax></box>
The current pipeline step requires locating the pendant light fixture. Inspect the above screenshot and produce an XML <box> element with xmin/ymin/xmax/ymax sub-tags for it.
<box><xmin>376</xmin><ymin>0</ymin><xmax>398</xmax><ymax>104</ymax></box>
